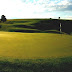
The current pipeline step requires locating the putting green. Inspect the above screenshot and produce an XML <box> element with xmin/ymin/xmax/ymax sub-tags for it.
<box><xmin>0</xmin><ymin>31</ymin><xmax>72</xmax><ymax>59</ymax></box>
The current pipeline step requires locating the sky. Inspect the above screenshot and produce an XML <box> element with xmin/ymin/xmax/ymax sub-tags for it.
<box><xmin>0</xmin><ymin>0</ymin><xmax>72</xmax><ymax>19</ymax></box>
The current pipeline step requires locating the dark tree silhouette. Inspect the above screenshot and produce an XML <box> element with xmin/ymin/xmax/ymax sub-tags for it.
<box><xmin>59</xmin><ymin>17</ymin><xmax>60</xmax><ymax>19</ymax></box>
<box><xmin>50</xmin><ymin>18</ymin><xmax>52</xmax><ymax>19</ymax></box>
<box><xmin>1</xmin><ymin>15</ymin><xmax>7</xmax><ymax>22</ymax></box>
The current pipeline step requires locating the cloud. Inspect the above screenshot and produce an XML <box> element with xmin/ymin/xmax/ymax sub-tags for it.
<box><xmin>56</xmin><ymin>0</ymin><xmax>72</xmax><ymax>11</ymax></box>
<box><xmin>67</xmin><ymin>16</ymin><xmax>72</xmax><ymax>19</ymax></box>
<box><xmin>0</xmin><ymin>0</ymin><xmax>72</xmax><ymax>19</ymax></box>
<box><xmin>43</xmin><ymin>0</ymin><xmax>72</xmax><ymax>12</ymax></box>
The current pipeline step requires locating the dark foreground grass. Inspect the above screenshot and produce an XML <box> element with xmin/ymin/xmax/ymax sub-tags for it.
<box><xmin>0</xmin><ymin>56</ymin><xmax>72</xmax><ymax>72</ymax></box>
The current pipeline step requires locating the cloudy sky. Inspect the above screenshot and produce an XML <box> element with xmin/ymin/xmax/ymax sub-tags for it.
<box><xmin>0</xmin><ymin>0</ymin><xmax>72</xmax><ymax>19</ymax></box>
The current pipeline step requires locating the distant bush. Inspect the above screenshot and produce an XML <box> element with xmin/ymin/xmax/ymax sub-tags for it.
<box><xmin>1</xmin><ymin>15</ymin><xmax>7</xmax><ymax>22</ymax></box>
<box><xmin>59</xmin><ymin>17</ymin><xmax>60</xmax><ymax>19</ymax></box>
<box><xmin>50</xmin><ymin>18</ymin><xmax>52</xmax><ymax>19</ymax></box>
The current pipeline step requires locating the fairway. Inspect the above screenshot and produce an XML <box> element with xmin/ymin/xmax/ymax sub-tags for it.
<box><xmin>0</xmin><ymin>31</ymin><xmax>72</xmax><ymax>59</ymax></box>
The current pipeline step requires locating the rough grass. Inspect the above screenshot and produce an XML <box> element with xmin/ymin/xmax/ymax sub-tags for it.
<box><xmin>1</xmin><ymin>19</ymin><xmax>72</xmax><ymax>34</ymax></box>
<box><xmin>0</xmin><ymin>56</ymin><xmax>72</xmax><ymax>72</ymax></box>
<box><xmin>0</xmin><ymin>19</ymin><xmax>41</xmax><ymax>33</ymax></box>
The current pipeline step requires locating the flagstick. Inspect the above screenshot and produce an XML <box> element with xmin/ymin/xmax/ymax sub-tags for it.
<box><xmin>60</xmin><ymin>23</ymin><xmax>62</xmax><ymax>36</ymax></box>
<box><xmin>60</xmin><ymin>23</ymin><xmax>61</xmax><ymax>33</ymax></box>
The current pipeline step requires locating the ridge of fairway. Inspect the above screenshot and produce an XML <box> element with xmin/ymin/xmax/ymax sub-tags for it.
<box><xmin>0</xmin><ymin>31</ymin><xmax>72</xmax><ymax>59</ymax></box>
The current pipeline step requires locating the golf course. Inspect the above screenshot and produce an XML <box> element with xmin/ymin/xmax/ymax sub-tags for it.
<box><xmin>0</xmin><ymin>31</ymin><xmax>72</xmax><ymax>59</ymax></box>
<box><xmin>0</xmin><ymin>19</ymin><xmax>72</xmax><ymax>72</ymax></box>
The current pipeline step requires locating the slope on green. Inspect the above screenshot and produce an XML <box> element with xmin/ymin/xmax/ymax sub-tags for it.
<box><xmin>0</xmin><ymin>31</ymin><xmax>72</xmax><ymax>59</ymax></box>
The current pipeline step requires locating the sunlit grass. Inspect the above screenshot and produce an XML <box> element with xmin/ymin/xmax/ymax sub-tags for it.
<box><xmin>0</xmin><ymin>31</ymin><xmax>72</xmax><ymax>59</ymax></box>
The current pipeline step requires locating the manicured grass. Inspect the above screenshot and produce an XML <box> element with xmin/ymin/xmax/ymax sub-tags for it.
<box><xmin>0</xmin><ymin>31</ymin><xmax>72</xmax><ymax>59</ymax></box>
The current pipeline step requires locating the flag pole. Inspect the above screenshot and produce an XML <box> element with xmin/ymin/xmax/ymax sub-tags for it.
<box><xmin>60</xmin><ymin>23</ymin><xmax>62</xmax><ymax>34</ymax></box>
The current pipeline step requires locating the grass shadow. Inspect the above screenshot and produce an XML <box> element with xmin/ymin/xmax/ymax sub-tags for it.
<box><xmin>0</xmin><ymin>56</ymin><xmax>72</xmax><ymax>72</ymax></box>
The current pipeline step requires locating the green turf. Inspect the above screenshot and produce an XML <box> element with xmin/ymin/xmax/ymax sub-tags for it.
<box><xmin>0</xmin><ymin>31</ymin><xmax>72</xmax><ymax>59</ymax></box>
